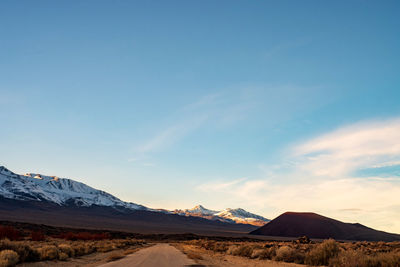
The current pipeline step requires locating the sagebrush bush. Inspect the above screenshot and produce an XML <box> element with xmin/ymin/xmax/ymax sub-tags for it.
<box><xmin>275</xmin><ymin>245</ymin><xmax>304</xmax><ymax>263</ymax></box>
<box><xmin>235</xmin><ymin>245</ymin><xmax>253</xmax><ymax>257</ymax></box>
<box><xmin>251</xmin><ymin>247</ymin><xmax>276</xmax><ymax>260</ymax></box>
<box><xmin>0</xmin><ymin>239</ymin><xmax>39</xmax><ymax>262</ymax></box>
<box><xmin>305</xmin><ymin>239</ymin><xmax>340</xmax><ymax>266</ymax></box>
<box><xmin>212</xmin><ymin>242</ymin><xmax>229</xmax><ymax>253</ymax></box>
<box><xmin>58</xmin><ymin>252</ymin><xmax>68</xmax><ymax>261</ymax></box>
<box><xmin>58</xmin><ymin>244</ymin><xmax>74</xmax><ymax>257</ymax></box>
<box><xmin>329</xmin><ymin>250</ymin><xmax>400</xmax><ymax>267</ymax></box>
<box><xmin>37</xmin><ymin>245</ymin><xmax>59</xmax><ymax>260</ymax></box>
<box><xmin>0</xmin><ymin>250</ymin><xmax>19</xmax><ymax>267</ymax></box>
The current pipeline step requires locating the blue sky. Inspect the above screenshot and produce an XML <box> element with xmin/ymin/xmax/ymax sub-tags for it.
<box><xmin>1</xmin><ymin>1</ymin><xmax>400</xmax><ymax>232</ymax></box>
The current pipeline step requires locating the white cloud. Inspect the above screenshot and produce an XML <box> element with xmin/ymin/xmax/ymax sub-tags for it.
<box><xmin>293</xmin><ymin>118</ymin><xmax>400</xmax><ymax>177</ymax></box>
<box><xmin>197</xmin><ymin>117</ymin><xmax>400</xmax><ymax>233</ymax></box>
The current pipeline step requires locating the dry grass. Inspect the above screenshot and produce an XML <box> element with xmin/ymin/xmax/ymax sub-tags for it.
<box><xmin>275</xmin><ymin>245</ymin><xmax>304</xmax><ymax>263</ymax></box>
<box><xmin>37</xmin><ymin>245</ymin><xmax>59</xmax><ymax>260</ymax></box>
<box><xmin>186</xmin><ymin>238</ymin><xmax>400</xmax><ymax>266</ymax></box>
<box><xmin>0</xmin><ymin>250</ymin><xmax>19</xmax><ymax>267</ymax></box>
<box><xmin>0</xmin><ymin>237</ymin><xmax>146</xmax><ymax>265</ymax></box>
<box><xmin>305</xmin><ymin>239</ymin><xmax>340</xmax><ymax>265</ymax></box>
<box><xmin>329</xmin><ymin>250</ymin><xmax>400</xmax><ymax>267</ymax></box>
<box><xmin>106</xmin><ymin>252</ymin><xmax>125</xmax><ymax>262</ymax></box>
<box><xmin>184</xmin><ymin>250</ymin><xmax>203</xmax><ymax>260</ymax></box>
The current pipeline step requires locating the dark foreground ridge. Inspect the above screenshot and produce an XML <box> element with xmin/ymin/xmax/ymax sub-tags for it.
<box><xmin>250</xmin><ymin>212</ymin><xmax>400</xmax><ymax>242</ymax></box>
<box><xmin>0</xmin><ymin>220</ymin><xmax>262</xmax><ymax>242</ymax></box>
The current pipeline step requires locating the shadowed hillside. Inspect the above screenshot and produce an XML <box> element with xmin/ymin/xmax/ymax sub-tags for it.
<box><xmin>250</xmin><ymin>212</ymin><xmax>400</xmax><ymax>242</ymax></box>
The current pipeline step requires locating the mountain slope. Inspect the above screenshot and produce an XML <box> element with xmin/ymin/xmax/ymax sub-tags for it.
<box><xmin>0</xmin><ymin>166</ymin><xmax>146</xmax><ymax>210</ymax></box>
<box><xmin>0</xmin><ymin>166</ymin><xmax>258</xmax><ymax>235</ymax></box>
<box><xmin>250</xmin><ymin>212</ymin><xmax>400</xmax><ymax>242</ymax></box>
<box><xmin>173</xmin><ymin>205</ymin><xmax>270</xmax><ymax>226</ymax></box>
<box><xmin>215</xmin><ymin>208</ymin><xmax>269</xmax><ymax>226</ymax></box>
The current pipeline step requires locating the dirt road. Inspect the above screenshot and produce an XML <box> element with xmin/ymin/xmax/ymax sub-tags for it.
<box><xmin>98</xmin><ymin>243</ymin><xmax>199</xmax><ymax>267</ymax></box>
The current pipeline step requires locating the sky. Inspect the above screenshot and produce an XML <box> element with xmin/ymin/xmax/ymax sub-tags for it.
<box><xmin>1</xmin><ymin>1</ymin><xmax>400</xmax><ymax>233</ymax></box>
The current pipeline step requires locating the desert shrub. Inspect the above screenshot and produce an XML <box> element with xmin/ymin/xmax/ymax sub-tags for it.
<box><xmin>0</xmin><ymin>227</ymin><xmax>21</xmax><ymax>241</ymax></box>
<box><xmin>305</xmin><ymin>239</ymin><xmax>340</xmax><ymax>266</ymax></box>
<box><xmin>0</xmin><ymin>240</ymin><xmax>39</xmax><ymax>262</ymax></box>
<box><xmin>251</xmin><ymin>247</ymin><xmax>276</xmax><ymax>260</ymax></box>
<box><xmin>0</xmin><ymin>250</ymin><xmax>19</xmax><ymax>267</ymax></box>
<box><xmin>96</xmin><ymin>242</ymin><xmax>115</xmax><ymax>253</ymax></box>
<box><xmin>226</xmin><ymin>244</ymin><xmax>254</xmax><ymax>257</ymax></box>
<box><xmin>275</xmin><ymin>245</ymin><xmax>304</xmax><ymax>263</ymax></box>
<box><xmin>37</xmin><ymin>245</ymin><xmax>59</xmax><ymax>260</ymax></box>
<box><xmin>30</xmin><ymin>231</ymin><xmax>45</xmax><ymax>241</ymax></box>
<box><xmin>72</xmin><ymin>244</ymin><xmax>86</xmax><ymax>256</ymax></box>
<box><xmin>212</xmin><ymin>242</ymin><xmax>229</xmax><ymax>253</ymax></box>
<box><xmin>329</xmin><ymin>250</ymin><xmax>400</xmax><ymax>267</ymax></box>
<box><xmin>72</xmin><ymin>242</ymin><xmax>95</xmax><ymax>256</ymax></box>
<box><xmin>58</xmin><ymin>244</ymin><xmax>74</xmax><ymax>257</ymax></box>
<box><xmin>58</xmin><ymin>252</ymin><xmax>68</xmax><ymax>261</ymax></box>
<box><xmin>198</xmin><ymin>240</ymin><xmax>216</xmax><ymax>250</ymax></box>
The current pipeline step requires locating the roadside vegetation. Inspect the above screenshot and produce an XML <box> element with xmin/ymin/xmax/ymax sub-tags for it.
<box><xmin>184</xmin><ymin>238</ymin><xmax>400</xmax><ymax>267</ymax></box>
<box><xmin>0</xmin><ymin>225</ymin><xmax>146</xmax><ymax>267</ymax></box>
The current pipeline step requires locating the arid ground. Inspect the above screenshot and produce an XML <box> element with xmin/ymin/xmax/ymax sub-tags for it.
<box><xmin>1</xmin><ymin>222</ymin><xmax>400</xmax><ymax>267</ymax></box>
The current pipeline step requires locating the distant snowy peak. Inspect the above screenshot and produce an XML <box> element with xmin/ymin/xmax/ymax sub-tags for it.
<box><xmin>215</xmin><ymin>208</ymin><xmax>270</xmax><ymax>226</ymax></box>
<box><xmin>173</xmin><ymin>205</ymin><xmax>270</xmax><ymax>226</ymax></box>
<box><xmin>0</xmin><ymin>166</ymin><xmax>146</xmax><ymax>211</ymax></box>
<box><xmin>187</xmin><ymin>205</ymin><xmax>218</xmax><ymax>215</ymax></box>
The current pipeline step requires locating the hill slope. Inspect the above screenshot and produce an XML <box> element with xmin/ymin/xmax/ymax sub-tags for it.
<box><xmin>250</xmin><ymin>212</ymin><xmax>400</xmax><ymax>242</ymax></box>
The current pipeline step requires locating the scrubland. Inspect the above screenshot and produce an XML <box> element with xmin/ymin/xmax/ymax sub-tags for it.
<box><xmin>177</xmin><ymin>238</ymin><xmax>400</xmax><ymax>267</ymax></box>
<box><xmin>0</xmin><ymin>226</ymin><xmax>146</xmax><ymax>267</ymax></box>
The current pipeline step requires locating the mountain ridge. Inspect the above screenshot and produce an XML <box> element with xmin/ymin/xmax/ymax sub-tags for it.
<box><xmin>0</xmin><ymin>166</ymin><xmax>268</xmax><ymax>226</ymax></box>
<box><xmin>173</xmin><ymin>205</ymin><xmax>270</xmax><ymax>226</ymax></box>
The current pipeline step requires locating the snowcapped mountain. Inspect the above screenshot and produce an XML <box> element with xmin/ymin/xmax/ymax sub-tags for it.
<box><xmin>0</xmin><ymin>166</ymin><xmax>269</xmax><ymax>227</ymax></box>
<box><xmin>0</xmin><ymin>166</ymin><xmax>146</xmax><ymax>210</ymax></box>
<box><xmin>215</xmin><ymin>208</ymin><xmax>270</xmax><ymax>226</ymax></box>
<box><xmin>174</xmin><ymin>205</ymin><xmax>218</xmax><ymax>216</ymax></box>
<box><xmin>173</xmin><ymin>205</ymin><xmax>270</xmax><ymax>226</ymax></box>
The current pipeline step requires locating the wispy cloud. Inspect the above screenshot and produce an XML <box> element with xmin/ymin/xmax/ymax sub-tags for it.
<box><xmin>136</xmin><ymin>114</ymin><xmax>209</xmax><ymax>153</ymax></box>
<box><xmin>133</xmin><ymin>90</ymin><xmax>257</xmax><ymax>155</ymax></box>
<box><xmin>196</xmin><ymin>117</ymin><xmax>400</xmax><ymax>233</ymax></box>
<box><xmin>293</xmin><ymin>118</ymin><xmax>400</xmax><ymax>178</ymax></box>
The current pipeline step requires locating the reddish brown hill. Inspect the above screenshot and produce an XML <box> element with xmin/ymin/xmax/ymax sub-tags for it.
<box><xmin>250</xmin><ymin>212</ymin><xmax>400</xmax><ymax>242</ymax></box>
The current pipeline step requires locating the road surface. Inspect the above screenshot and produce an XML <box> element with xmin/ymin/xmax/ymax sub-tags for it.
<box><xmin>99</xmin><ymin>243</ymin><xmax>200</xmax><ymax>267</ymax></box>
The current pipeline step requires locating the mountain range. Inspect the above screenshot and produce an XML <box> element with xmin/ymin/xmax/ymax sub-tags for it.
<box><xmin>173</xmin><ymin>205</ymin><xmax>270</xmax><ymax>226</ymax></box>
<box><xmin>0</xmin><ymin>166</ymin><xmax>265</xmax><ymax>231</ymax></box>
<box><xmin>2</xmin><ymin>165</ymin><xmax>400</xmax><ymax>241</ymax></box>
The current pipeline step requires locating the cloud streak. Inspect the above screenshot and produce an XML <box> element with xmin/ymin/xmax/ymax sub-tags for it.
<box><xmin>197</xmin><ymin>117</ymin><xmax>400</xmax><ymax>233</ymax></box>
<box><xmin>293</xmin><ymin>118</ymin><xmax>400</xmax><ymax>178</ymax></box>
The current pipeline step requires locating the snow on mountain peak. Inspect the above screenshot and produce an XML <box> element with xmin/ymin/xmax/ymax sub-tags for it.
<box><xmin>0</xmin><ymin>166</ymin><xmax>146</xmax><ymax>211</ymax></box>
<box><xmin>188</xmin><ymin>205</ymin><xmax>218</xmax><ymax>215</ymax></box>
<box><xmin>0</xmin><ymin>166</ymin><xmax>270</xmax><ymax>226</ymax></box>
<box><xmin>173</xmin><ymin>204</ymin><xmax>270</xmax><ymax>226</ymax></box>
